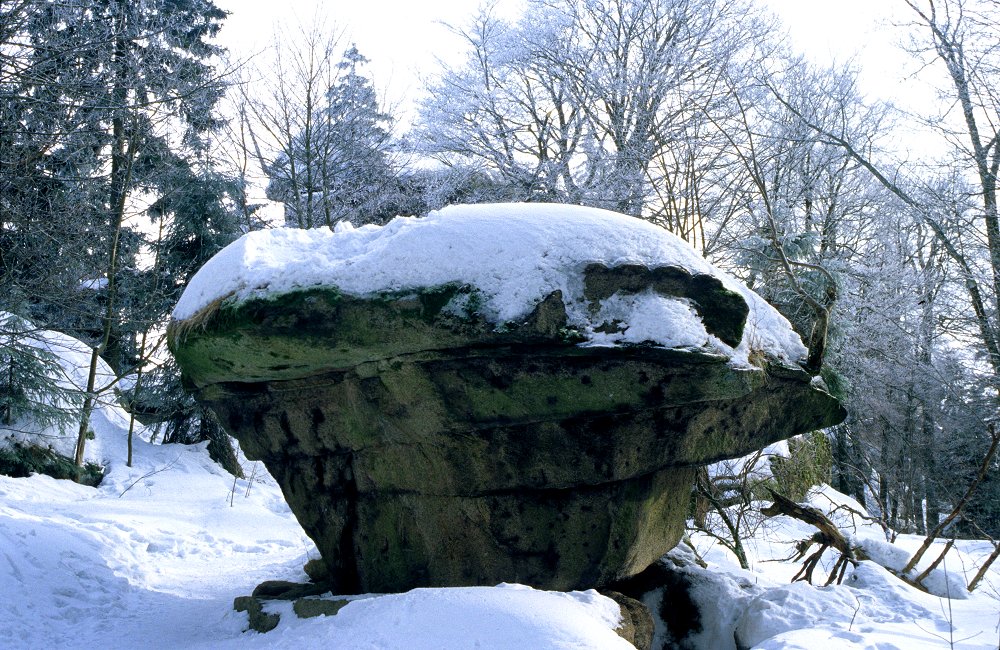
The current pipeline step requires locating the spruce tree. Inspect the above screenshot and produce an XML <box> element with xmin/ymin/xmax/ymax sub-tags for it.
<box><xmin>247</xmin><ymin>35</ymin><xmax>398</xmax><ymax>229</ymax></box>
<box><xmin>0</xmin><ymin>0</ymin><xmax>240</xmax><ymax>471</ymax></box>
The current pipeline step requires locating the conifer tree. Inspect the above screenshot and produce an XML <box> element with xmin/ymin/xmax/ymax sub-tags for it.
<box><xmin>241</xmin><ymin>28</ymin><xmax>398</xmax><ymax>229</ymax></box>
<box><xmin>0</xmin><ymin>0</ymin><xmax>237</xmax><ymax>469</ymax></box>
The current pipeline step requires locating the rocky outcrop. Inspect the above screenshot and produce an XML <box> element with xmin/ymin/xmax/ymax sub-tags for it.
<box><xmin>602</xmin><ymin>590</ymin><xmax>655</xmax><ymax>650</ymax></box>
<box><xmin>170</xmin><ymin>262</ymin><xmax>845</xmax><ymax>594</ymax></box>
<box><xmin>234</xmin><ymin>582</ymin><xmax>351</xmax><ymax>634</ymax></box>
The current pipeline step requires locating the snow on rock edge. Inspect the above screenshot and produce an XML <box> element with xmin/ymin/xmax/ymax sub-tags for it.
<box><xmin>173</xmin><ymin>203</ymin><xmax>807</xmax><ymax>365</ymax></box>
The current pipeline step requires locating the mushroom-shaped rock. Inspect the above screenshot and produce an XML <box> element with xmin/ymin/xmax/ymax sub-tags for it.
<box><xmin>168</xmin><ymin>203</ymin><xmax>844</xmax><ymax>594</ymax></box>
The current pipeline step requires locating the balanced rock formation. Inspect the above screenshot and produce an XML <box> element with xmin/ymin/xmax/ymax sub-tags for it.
<box><xmin>168</xmin><ymin>203</ymin><xmax>845</xmax><ymax>594</ymax></box>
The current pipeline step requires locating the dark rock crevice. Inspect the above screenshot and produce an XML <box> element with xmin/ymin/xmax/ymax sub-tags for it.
<box><xmin>583</xmin><ymin>263</ymin><xmax>749</xmax><ymax>348</ymax></box>
<box><xmin>335</xmin><ymin>456</ymin><xmax>361</xmax><ymax>594</ymax></box>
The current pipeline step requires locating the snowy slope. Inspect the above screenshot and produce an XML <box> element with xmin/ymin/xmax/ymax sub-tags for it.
<box><xmin>0</xmin><ymin>445</ymin><xmax>310</xmax><ymax>648</ymax></box>
<box><xmin>0</xmin><ymin>310</ymin><xmax>121</xmax><ymax>464</ymax></box>
<box><xmin>0</xmin><ymin>445</ymin><xmax>633</xmax><ymax>649</ymax></box>
<box><xmin>6</xmin><ymin>435</ymin><xmax>1000</xmax><ymax>648</ymax></box>
<box><xmin>682</xmin><ymin>484</ymin><xmax>1000</xmax><ymax>649</ymax></box>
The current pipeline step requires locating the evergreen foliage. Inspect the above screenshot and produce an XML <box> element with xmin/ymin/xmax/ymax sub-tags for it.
<box><xmin>0</xmin><ymin>313</ymin><xmax>80</xmax><ymax>432</ymax></box>
<box><xmin>0</xmin><ymin>442</ymin><xmax>104</xmax><ymax>486</ymax></box>
<box><xmin>0</xmin><ymin>0</ymin><xmax>243</xmax><ymax>474</ymax></box>
<box><xmin>240</xmin><ymin>31</ymin><xmax>399</xmax><ymax>229</ymax></box>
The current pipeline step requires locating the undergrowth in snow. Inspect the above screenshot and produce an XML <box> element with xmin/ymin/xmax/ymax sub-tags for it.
<box><xmin>683</xmin><ymin>483</ymin><xmax>1000</xmax><ymax>649</ymax></box>
<box><xmin>0</xmin><ymin>311</ymin><xmax>120</xmax><ymax>464</ymax></box>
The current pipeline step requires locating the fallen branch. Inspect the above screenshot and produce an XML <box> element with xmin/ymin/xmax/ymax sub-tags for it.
<box><xmin>967</xmin><ymin>541</ymin><xmax>1000</xmax><ymax>593</ymax></box>
<box><xmin>960</xmin><ymin>518</ymin><xmax>1000</xmax><ymax>592</ymax></box>
<box><xmin>761</xmin><ymin>488</ymin><xmax>857</xmax><ymax>585</ymax></box>
<box><xmin>901</xmin><ymin>424</ymin><xmax>1000</xmax><ymax>576</ymax></box>
<box><xmin>912</xmin><ymin>537</ymin><xmax>955</xmax><ymax>586</ymax></box>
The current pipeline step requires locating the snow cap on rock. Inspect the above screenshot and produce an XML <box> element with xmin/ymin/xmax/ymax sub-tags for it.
<box><xmin>173</xmin><ymin>203</ymin><xmax>807</xmax><ymax>366</ymax></box>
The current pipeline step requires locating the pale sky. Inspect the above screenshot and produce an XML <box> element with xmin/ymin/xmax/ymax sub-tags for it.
<box><xmin>766</xmin><ymin>0</ymin><xmax>919</xmax><ymax>98</ymax></box>
<box><xmin>213</xmin><ymin>0</ymin><xmax>920</xmax><ymax>117</ymax></box>
<box><xmin>211</xmin><ymin>0</ymin><xmax>933</xmax><ymax>219</ymax></box>
<box><xmin>213</xmin><ymin>0</ymin><xmax>523</xmax><ymax>115</ymax></box>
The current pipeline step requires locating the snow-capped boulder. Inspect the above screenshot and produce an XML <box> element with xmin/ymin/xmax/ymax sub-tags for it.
<box><xmin>168</xmin><ymin>204</ymin><xmax>845</xmax><ymax>594</ymax></box>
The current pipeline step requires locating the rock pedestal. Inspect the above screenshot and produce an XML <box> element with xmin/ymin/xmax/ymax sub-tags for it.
<box><xmin>170</xmin><ymin>270</ymin><xmax>845</xmax><ymax>594</ymax></box>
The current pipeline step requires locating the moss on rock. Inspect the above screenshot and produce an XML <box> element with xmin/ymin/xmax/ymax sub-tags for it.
<box><xmin>170</xmin><ymin>266</ymin><xmax>845</xmax><ymax>594</ymax></box>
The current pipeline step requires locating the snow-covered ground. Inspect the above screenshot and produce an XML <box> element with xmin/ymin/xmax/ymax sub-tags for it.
<box><xmin>683</xmin><ymin>485</ymin><xmax>1000</xmax><ymax>649</ymax></box>
<box><xmin>5</xmin><ymin>422</ymin><xmax>1000</xmax><ymax>650</ymax></box>
<box><xmin>4</xmin><ymin>384</ymin><xmax>1000</xmax><ymax>649</ymax></box>
<box><xmin>0</xmin><ymin>439</ymin><xmax>636</xmax><ymax>648</ymax></box>
<box><xmin>0</xmin><ymin>426</ymin><xmax>638</xmax><ymax>648</ymax></box>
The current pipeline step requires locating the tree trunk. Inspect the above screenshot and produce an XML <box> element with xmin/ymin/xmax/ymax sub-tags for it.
<box><xmin>74</xmin><ymin>2</ymin><xmax>132</xmax><ymax>469</ymax></box>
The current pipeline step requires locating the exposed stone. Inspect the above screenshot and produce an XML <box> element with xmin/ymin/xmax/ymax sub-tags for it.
<box><xmin>233</xmin><ymin>596</ymin><xmax>280</xmax><ymax>633</ymax></box>
<box><xmin>252</xmin><ymin>580</ymin><xmax>330</xmax><ymax>600</ymax></box>
<box><xmin>235</xmin><ymin>581</ymin><xmax>348</xmax><ymax>633</ymax></box>
<box><xmin>303</xmin><ymin>558</ymin><xmax>332</xmax><ymax>585</ymax></box>
<box><xmin>603</xmin><ymin>590</ymin><xmax>654</xmax><ymax>650</ymax></box>
<box><xmin>292</xmin><ymin>597</ymin><xmax>351</xmax><ymax>619</ymax></box>
<box><xmin>611</xmin><ymin>557</ymin><xmax>704</xmax><ymax>647</ymax></box>
<box><xmin>171</xmin><ymin>264</ymin><xmax>844</xmax><ymax>594</ymax></box>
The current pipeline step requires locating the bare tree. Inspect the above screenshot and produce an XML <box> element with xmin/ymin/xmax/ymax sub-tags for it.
<box><xmin>416</xmin><ymin>5</ymin><xmax>587</xmax><ymax>203</ymax></box>
<box><xmin>773</xmin><ymin>0</ymin><xmax>1000</xmax><ymax>391</ymax></box>
<box><xmin>415</xmin><ymin>0</ymin><xmax>769</xmax><ymax>222</ymax></box>
<box><xmin>765</xmin><ymin>0</ymin><xmax>1000</xmax><ymax>538</ymax></box>
<box><xmin>703</xmin><ymin>57</ymin><xmax>891</xmax><ymax>372</ymax></box>
<box><xmin>236</xmin><ymin>22</ymin><xmax>397</xmax><ymax>229</ymax></box>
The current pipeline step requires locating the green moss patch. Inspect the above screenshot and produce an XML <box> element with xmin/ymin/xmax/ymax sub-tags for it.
<box><xmin>169</xmin><ymin>285</ymin><xmax>510</xmax><ymax>388</ymax></box>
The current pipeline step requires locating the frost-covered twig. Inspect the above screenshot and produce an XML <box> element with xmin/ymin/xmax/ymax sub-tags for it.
<box><xmin>811</xmin><ymin>490</ymin><xmax>883</xmax><ymax>535</ymax></box>
<box><xmin>691</xmin><ymin>456</ymin><xmax>770</xmax><ymax>570</ymax></box>
<box><xmin>244</xmin><ymin>462</ymin><xmax>259</xmax><ymax>499</ymax></box>
<box><xmin>849</xmin><ymin>595</ymin><xmax>862</xmax><ymax>632</ymax></box>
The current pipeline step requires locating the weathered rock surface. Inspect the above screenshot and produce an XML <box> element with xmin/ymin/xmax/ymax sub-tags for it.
<box><xmin>234</xmin><ymin>595</ymin><xmax>281</xmax><ymax>633</ymax></box>
<box><xmin>170</xmin><ymin>262</ymin><xmax>844</xmax><ymax>594</ymax></box>
<box><xmin>602</xmin><ymin>590</ymin><xmax>655</xmax><ymax>650</ymax></box>
<box><xmin>234</xmin><ymin>586</ymin><xmax>350</xmax><ymax>633</ymax></box>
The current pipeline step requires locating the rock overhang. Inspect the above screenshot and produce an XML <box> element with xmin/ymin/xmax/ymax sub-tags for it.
<box><xmin>168</xmin><ymin>204</ymin><xmax>846</xmax><ymax>593</ymax></box>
